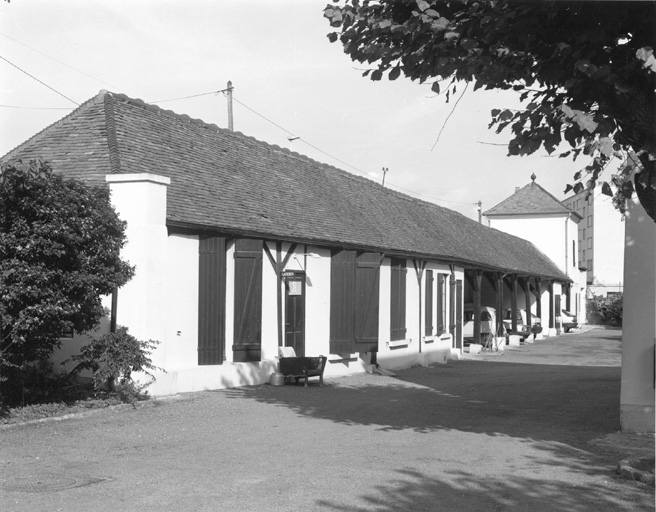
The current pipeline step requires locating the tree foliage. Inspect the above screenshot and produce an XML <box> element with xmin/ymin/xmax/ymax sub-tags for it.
<box><xmin>588</xmin><ymin>293</ymin><xmax>623</xmax><ymax>327</ymax></box>
<box><xmin>325</xmin><ymin>0</ymin><xmax>656</xmax><ymax>220</ymax></box>
<box><xmin>0</xmin><ymin>159</ymin><xmax>134</xmax><ymax>376</ymax></box>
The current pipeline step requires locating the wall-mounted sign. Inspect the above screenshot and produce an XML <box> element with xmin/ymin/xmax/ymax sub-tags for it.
<box><xmin>281</xmin><ymin>270</ymin><xmax>305</xmax><ymax>278</ymax></box>
<box><xmin>288</xmin><ymin>280</ymin><xmax>303</xmax><ymax>296</ymax></box>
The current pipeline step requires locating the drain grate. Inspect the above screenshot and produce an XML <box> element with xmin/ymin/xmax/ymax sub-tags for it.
<box><xmin>1</xmin><ymin>474</ymin><xmax>110</xmax><ymax>493</ymax></box>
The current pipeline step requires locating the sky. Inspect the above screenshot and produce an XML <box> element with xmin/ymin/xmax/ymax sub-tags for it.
<box><xmin>0</xmin><ymin>0</ymin><xmax>617</xmax><ymax>221</ymax></box>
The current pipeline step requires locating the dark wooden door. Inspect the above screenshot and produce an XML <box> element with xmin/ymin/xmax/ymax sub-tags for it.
<box><xmin>285</xmin><ymin>276</ymin><xmax>305</xmax><ymax>357</ymax></box>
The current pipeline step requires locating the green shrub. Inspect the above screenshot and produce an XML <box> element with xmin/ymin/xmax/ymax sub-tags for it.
<box><xmin>67</xmin><ymin>326</ymin><xmax>163</xmax><ymax>402</ymax></box>
<box><xmin>589</xmin><ymin>293</ymin><xmax>623</xmax><ymax>327</ymax></box>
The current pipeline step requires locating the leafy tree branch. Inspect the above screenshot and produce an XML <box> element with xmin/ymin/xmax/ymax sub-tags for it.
<box><xmin>325</xmin><ymin>0</ymin><xmax>656</xmax><ymax>220</ymax></box>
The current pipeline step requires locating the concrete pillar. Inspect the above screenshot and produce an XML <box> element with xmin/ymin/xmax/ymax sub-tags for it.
<box><xmin>106</xmin><ymin>173</ymin><xmax>171</xmax><ymax>369</ymax></box>
<box><xmin>621</xmin><ymin>196</ymin><xmax>655</xmax><ymax>432</ymax></box>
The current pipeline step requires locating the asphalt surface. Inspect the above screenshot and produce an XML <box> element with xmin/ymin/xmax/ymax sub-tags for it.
<box><xmin>1</xmin><ymin>327</ymin><xmax>654</xmax><ymax>512</ymax></box>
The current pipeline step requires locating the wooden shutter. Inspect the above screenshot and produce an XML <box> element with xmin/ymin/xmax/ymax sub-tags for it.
<box><xmin>330</xmin><ymin>249</ymin><xmax>356</xmax><ymax>354</ymax></box>
<box><xmin>455</xmin><ymin>279</ymin><xmax>463</xmax><ymax>349</ymax></box>
<box><xmin>449</xmin><ymin>274</ymin><xmax>456</xmax><ymax>335</ymax></box>
<box><xmin>390</xmin><ymin>258</ymin><xmax>407</xmax><ymax>341</ymax></box>
<box><xmin>198</xmin><ymin>236</ymin><xmax>226</xmax><ymax>365</ymax></box>
<box><xmin>425</xmin><ymin>269</ymin><xmax>433</xmax><ymax>336</ymax></box>
<box><xmin>355</xmin><ymin>252</ymin><xmax>381</xmax><ymax>352</ymax></box>
<box><xmin>436</xmin><ymin>274</ymin><xmax>445</xmax><ymax>334</ymax></box>
<box><xmin>233</xmin><ymin>238</ymin><xmax>263</xmax><ymax>362</ymax></box>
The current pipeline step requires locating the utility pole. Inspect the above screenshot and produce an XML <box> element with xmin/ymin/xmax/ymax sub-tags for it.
<box><xmin>226</xmin><ymin>80</ymin><xmax>234</xmax><ymax>131</ymax></box>
<box><xmin>382</xmin><ymin>167</ymin><xmax>389</xmax><ymax>187</ymax></box>
<box><xmin>475</xmin><ymin>200</ymin><xmax>483</xmax><ymax>224</ymax></box>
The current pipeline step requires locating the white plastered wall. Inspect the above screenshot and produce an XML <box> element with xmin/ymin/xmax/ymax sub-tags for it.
<box><xmin>377</xmin><ymin>259</ymin><xmax>460</xmax><ymax>370</ymax></box>
<box><xmin>620</xmin><ymin>196</ymin><xmax>655</xmax><ymax>433</ymax></box>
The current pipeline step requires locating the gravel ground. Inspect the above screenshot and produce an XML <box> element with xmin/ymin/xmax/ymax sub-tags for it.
<box><xmin>0</xmin><ymin>327</ymin><xmax>653</xmax><ymax>512</ymax></box>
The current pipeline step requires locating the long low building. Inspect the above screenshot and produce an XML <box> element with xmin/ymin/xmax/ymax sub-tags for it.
<box><xmin>2</xmin><ymin>91</ymin><xmax>572</xmax><ymax>395</ymax></box>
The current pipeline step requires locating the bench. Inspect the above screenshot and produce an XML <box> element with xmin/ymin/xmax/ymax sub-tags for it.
<box><xmin>278</xmin><ymin>347</ymin><xmax>327</xmax><ymax>387</ymax></box>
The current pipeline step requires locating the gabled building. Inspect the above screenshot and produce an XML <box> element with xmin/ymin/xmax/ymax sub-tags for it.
<box><xmin>2</xmin><ymin>91</ymin><xmax>573</xmax><ymax>395</ymax></box>
<box><xmin>484</xmin><ymin>174</ymin><xmax>586</xmax><ymax>332</ymax></box>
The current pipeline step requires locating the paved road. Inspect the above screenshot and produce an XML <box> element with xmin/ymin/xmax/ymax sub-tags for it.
<box><xmin>1</xmin><ymin>327</ymin><xmax>653</xmax><ymax>511</ymax></box>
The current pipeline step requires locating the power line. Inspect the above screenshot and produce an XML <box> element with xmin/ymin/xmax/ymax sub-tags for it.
<box><xmin>232</xmin><ymin>96</ymin><xmax>297</xmax><ymax>138</ymax></box>
<box><xmin>0</xmin><ymin>104</ymin><xmax>74</xmax><ymax>110</ymax></box>
<box><xmin>0</xmin><ymin>55</ymin><xmax>79</xmax><ymax>106</ymax></box>
<box><xmin>231</xmin><ymin>94</ymin><xmax>474</xmax><ymax>206</ymax></box>
<box><xmin>0</xmin><ymin>32</ymin><xmax>121</xmax><ymax>90</ymax></box>
<box><xmin>152</xmin><ymin>89</ymin><xmax>229</xmax><ymax>104</ymax></box>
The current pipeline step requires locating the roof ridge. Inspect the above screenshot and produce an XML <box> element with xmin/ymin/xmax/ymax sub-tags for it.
<box><xmin>0</xmin><ymin>92</ymin><xmax>106</xmax><ymax>162</ymax></box>
<box><xmin>529</xmin><ymin>181</ymin><xmax>571</xmax><ymax>211</ymax></box>
<box><xmin>484</xmin><ymin>181</ymin><xmax>571</xmax><ymax>216</ymax></box>
<box><xmin>104</xmin><ymin>91</ymin><xmax>474</xmax><ymax>217</ymax></box>
<box><xmin>104</xmin><ymin>91</ymin><xmax>371</xmax><ymax>179</ymax></box>
<box><xmin>103</xmin><ymin>93</ymin><xmax>122</xmax><ymax>174</ymax></box>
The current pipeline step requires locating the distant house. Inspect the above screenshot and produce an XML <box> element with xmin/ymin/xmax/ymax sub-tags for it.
<box><xmin>563</xmin><ymin>189</ymin><xmax>624</xmax><ymax>297</ymax></box>
<box><xmin>483</xmin><ymin>174</ymin><xmax>586</xmax><ymax>332</ymax></box>
<box><xmin>2</xmin><ymin>91</ymin><xmax>572</xmax><ymax>395</ymax></box>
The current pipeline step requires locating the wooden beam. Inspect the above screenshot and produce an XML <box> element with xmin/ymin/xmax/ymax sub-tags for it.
<box><xmin>473</xmin><ymin>270</ymin><xmax>482</xmax><ymax>345</ymax></box>
<box><xmin>534</xmin><ymin>277</ymin><xmax>542</xmax><ymax>320</ymax></box>
<box><xmin>496</xmin><ymin>273</ymin><xmax>504</xmax><ymax>336</ymax></box>
<box><xmin>510</xmin><ymin>274</ymin><xmax>518</xmax><ymax>334</ymax></box>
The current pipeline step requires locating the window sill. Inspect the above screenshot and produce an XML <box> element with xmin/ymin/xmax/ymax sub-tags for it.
<box><xmin>387</xmin><ymin>339</ymin><xmax>410</xmax><ymax>349</ymax></box>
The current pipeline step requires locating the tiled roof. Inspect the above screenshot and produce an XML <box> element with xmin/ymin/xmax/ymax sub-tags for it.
<box><xmin>484</xmin><ymin>178</ymin><xmax>580</xmax><ymax>218</ymax></box>
<box><xmin>2</xmin><ymin>91</ymin><xmax>569</xmax><ymax>281</ymax></box>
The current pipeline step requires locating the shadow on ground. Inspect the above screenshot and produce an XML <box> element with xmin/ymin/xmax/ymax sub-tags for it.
<box><xmin>223</xmin><ymin>361</ymin><xmax>620</xmax><ymax>447</ymax></box>
<box><xmin>315</xmin><ymin>467</ymin><xmax>652</xmax><ymax>512</ymax></box>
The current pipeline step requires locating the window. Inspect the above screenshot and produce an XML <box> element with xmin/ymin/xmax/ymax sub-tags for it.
<box><xmin>233</xmin><ymin>238</ymin><xmax>263</xmax><ymax>362</ymax></box>
<box><xmin>587</xmin><ymin>215</ymin><xmax>593</xmax><ymax>227</ymax></box>
<box><xmin>588</xmin><ymin>238</ymin><xmax>593</xmax><ymax>249</ymax></box>
<box><xmin>198</xmin><ymin>236</ymin><xmax>227</xmax><ymax>365</ymax></box>
<box><xmin>587</xmin><ymin>259</ymin><xmax>593</xmax><ymax>271</ymax></box>
<box><xmin>572</xmin><ymin>241</ymin><xmax>576</xmax><ymax>267</ymax></box>
<box><xmin>436</xmin><ymin>274</ymin><xmax>447</xmax><ymax>334</ymax></box>
<box><xmin>390</xmin><ymin>258</ymin><xmax>407</xmax><ymax>341</ymax></box>
<box><xmin>330</xmin><ymin>249</ymin><xmax>381</xmax><ymax>353</ymax></box>
<box><xmin>582</xmin><ymin>206</ymin><xmax>586</xmax><ymax>218</ymax></box>
<box><xmin>425</xmin><ymin>269</ymin><xmax>433</xmax><ymax>336</ymax></box>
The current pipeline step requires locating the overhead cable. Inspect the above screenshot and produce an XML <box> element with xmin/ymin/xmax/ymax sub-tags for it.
<box><xmin>0</xmin><ymin>32</ymin><xmax>121</xmax><ymax>90</ymax></box>
<box><xmin>0</xmin><ymin>55</ymin><xmax>79</xmax><ymax>106</ymax></box>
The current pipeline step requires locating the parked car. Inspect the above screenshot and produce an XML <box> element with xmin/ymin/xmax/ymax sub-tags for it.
<box><xmin>463</xmin><ymin>305</ymin><xmax>498</xmax><ymax>345</ymax></box>
<box><xmin>561</xmin><ymin>310</ymin><xmax>578</xmax><ymax>333</ymax></box>
<box><xmin>502</xmin><ymin>309</ymin><xmax>541</xmax><ymax>338</ymax></box>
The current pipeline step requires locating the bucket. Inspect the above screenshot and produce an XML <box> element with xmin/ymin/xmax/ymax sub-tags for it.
<box><xmin>269</xmin><ymin>372</ymin><xmax>285</xmax><ymax>386</ymax></box>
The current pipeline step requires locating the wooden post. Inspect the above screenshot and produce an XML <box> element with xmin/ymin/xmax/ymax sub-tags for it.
<box><xmin>497</xmin><ymin>273</ymin><xmax>504</xmax><ymax>336</ymax></box>
<box><xmin>227</xmin><ymin>81</ymin><xmax>234</xmax><ymax>132</ymax></box>
<box><xmin>522</xmin><ymin>277</ymin><xmax>532</xmax><ymax>330</ymax></box>
<box><xmin>473</xmin><ymin>270</ymin><xmax>482</xmax><ymax>345</ymax></box>
<box><xmin>511</xmin><ymin>274</ymin><xmax>518</xmax><ymax>334</ymax></box>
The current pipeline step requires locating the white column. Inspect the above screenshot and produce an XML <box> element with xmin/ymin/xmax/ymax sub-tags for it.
<box><xmin>106</xmin><ymin>174</ymin><xmax>171</xmax><ymax>369</ymax></box>
<box><xmin>621</xmin><ymin>195</ymin><xmax>656</xmax><ymax>432</ymax></box>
